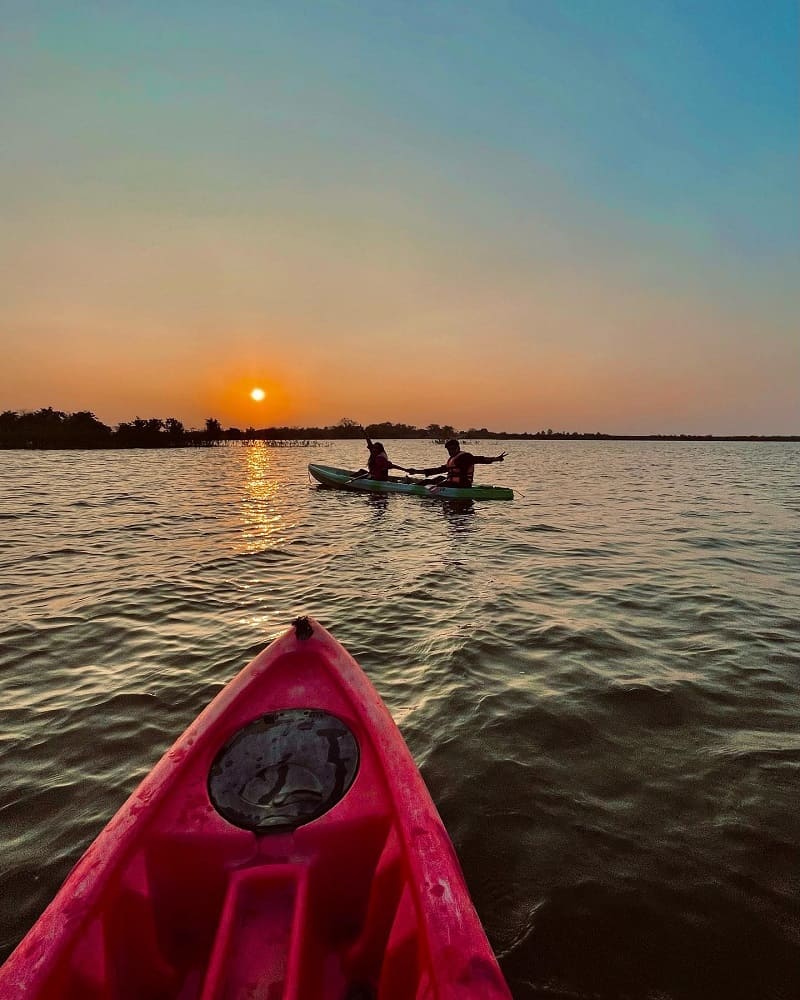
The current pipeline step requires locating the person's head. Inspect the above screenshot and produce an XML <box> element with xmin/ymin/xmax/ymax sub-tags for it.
<box><xmin>445</xmin><ymin>439</ymin><xmax>460</xmax><ymax>456</ymax></box>
<box><xmin>370</xmin><ymin>441</ymin><xmax>386</xmax><ymax>454</ymax></box>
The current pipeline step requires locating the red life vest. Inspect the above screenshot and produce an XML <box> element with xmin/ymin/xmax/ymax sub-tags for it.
<box><xmin>368</xmin><ymin>451</ymin><xmax>391</xmax><ymax>481</ymax></box>
<box><xmin>446</xmin><ymin>452</ymin><xmax>474</xmax><ymax>487</ymax></box>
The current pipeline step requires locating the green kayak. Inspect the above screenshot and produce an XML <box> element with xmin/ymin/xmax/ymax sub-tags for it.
<box><xmin>308</xmin><ymin>463</ymin><xmax>514</xmax><ymax>500</ymax></box>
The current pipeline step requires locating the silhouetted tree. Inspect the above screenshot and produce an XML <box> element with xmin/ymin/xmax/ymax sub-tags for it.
<box><xmin>1</xmin><ymin>407</ymin><xmax>794</xmax><ymax>448</ymax></box>
<box><xmin>164</xmin><ymin>417</ymin><xmax>184</xmax><ymax>438</ymax></box>
<box><xmin>335</xmin><ymin>417</ymin><xmax>363</xmax><ymax>438</ymax></box>
<box><xmin>115</xmin><ymin>416</ymin><xmax>166</xmax><ymax>447</ymax></box>
<box><xmin>62</xmin><ymin>411</ymin><xmax>112</xmax><ymax>446</ymax></box>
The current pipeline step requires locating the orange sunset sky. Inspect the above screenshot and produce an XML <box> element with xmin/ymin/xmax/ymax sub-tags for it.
<box><xmin>2</xmin><ymin>3</ymin><xmax>798</xmax><ymax>434</ymax></box>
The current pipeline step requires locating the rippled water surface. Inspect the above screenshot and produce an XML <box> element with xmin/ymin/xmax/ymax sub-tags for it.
<box><xmin>1</xmin><ymin>441</ymin><xmax>799</xmax><ymax>999</ymax></box>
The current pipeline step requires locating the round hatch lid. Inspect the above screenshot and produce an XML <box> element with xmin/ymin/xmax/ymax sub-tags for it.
<box><xmin>208</xmin><ymin>709</ymin><xmax>359</xmax><ymax>832</ymax></box>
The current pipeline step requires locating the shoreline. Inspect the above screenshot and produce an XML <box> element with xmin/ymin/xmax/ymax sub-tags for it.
<box><xmin>1</xmin><ymin>434</ymin><xmax>799</xmax><ymax>451</ymax></box>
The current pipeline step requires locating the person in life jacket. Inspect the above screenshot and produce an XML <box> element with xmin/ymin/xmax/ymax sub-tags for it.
<box><xmin>354</xmin><ymin>436</ymin><xmax>410</xmax><ymax>482</ymax></box>
<box><xmin>407</xmin><ymin>439</ymin><xmax>507</xmax><ymax>487</ymax></box>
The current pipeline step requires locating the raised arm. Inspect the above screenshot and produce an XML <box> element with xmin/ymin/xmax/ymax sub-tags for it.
<box><xmin>473</xmin><ymin>451</ymin><xmax>507</xmax><ymax>465</ymax></box>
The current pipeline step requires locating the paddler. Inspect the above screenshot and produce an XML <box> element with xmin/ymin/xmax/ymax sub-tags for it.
<box><xmin>353</xmin><ymin>435</ymin><xmax>410</xmax><ymax>482</ymax></box>
<box><xmin>407</xmin><ymin>439</ymin><xmax>506</xmax><ymax>487</ymax></box>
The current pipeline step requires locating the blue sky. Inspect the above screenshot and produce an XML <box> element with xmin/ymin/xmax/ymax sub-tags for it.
<box><xmin>1</xmin><ymin>1</ymin><xmax>797</xmax><ymax>431</ymax></box>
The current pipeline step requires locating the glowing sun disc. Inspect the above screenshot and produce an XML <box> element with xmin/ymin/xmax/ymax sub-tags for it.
<box><xmin>250</xmin><ymin>388</ymin><xmax>266</xmax><ymax>402</ymax></box>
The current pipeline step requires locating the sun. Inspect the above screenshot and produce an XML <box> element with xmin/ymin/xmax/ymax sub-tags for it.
<box><xmin>250</xmin><ymin>388</ymin><xmax>266</xmax><ymax>402</ymax></box>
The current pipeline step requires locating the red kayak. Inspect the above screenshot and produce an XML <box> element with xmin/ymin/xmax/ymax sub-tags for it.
<box><xmin>0</xmin><ymin>617</ymin><xmax>510</xmax><ymax>999</ymax></box>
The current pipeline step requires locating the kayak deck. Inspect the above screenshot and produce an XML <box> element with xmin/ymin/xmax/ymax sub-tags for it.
<box><xmin>0</xmin><ymin>618</ymin><xmax>510</xmax><ymax>999</ymax></box>
<box><xmin>308</xmin><ymin>463</ymin><xmax>514</xmax><ymax>500</ymax></box>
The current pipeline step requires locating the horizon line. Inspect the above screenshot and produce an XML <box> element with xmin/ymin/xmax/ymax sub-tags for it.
<box><xmin>1</xmin><ymin>410</ymin><xmax>798</xmax><ymax>444</ymax></box>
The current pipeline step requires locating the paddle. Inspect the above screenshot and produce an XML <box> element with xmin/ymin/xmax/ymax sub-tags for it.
<box><xmin>346</xmin><ymin>467</ymin><xmax>415</xmax><ymax>485</ymax></box>
<box><xmin>401</xmin><ymin>474</ymin><xmax>446</xmax><ymax>493</ymax></box>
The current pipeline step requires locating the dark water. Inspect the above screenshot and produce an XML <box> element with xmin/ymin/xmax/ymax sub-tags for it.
<box><xmin>1</xmin><ymin>441</ymin><xmax>799</xmax><ymax>999</ymax></box>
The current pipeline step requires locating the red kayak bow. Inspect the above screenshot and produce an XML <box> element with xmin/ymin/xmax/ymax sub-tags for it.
<box><xmin>0</xmin><ymin>616</ymin><xmax>510</xmax><ymax>999</ymax></box>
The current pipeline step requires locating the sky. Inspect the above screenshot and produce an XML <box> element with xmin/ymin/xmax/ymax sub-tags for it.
<box><xmin>1</xmin><ymin>0</ymin><xmax>797</xmax><ymax>434</ymax></box>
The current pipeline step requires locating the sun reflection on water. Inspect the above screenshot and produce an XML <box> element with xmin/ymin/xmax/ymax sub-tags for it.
<box><xmin>238</xmin><ymin>443</ymin><xmax>283</xmax><ymax>554</ymax></box>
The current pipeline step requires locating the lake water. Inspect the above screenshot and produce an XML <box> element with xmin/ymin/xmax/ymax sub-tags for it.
<box><xmin>1</xmin><ymin>440</ymin><xmax>799</xmax><ymax>999</ymax></box>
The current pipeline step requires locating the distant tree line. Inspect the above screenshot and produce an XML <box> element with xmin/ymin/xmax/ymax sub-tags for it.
<box><xmin>0</xmin><ymin>409</ymin><xmax>797</xmax><ymax>449</ymax></box>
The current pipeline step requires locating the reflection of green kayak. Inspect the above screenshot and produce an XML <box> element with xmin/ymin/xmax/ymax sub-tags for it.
<box><xmin>308</xmin><ymin>464</ymin><xmax>514</xmax><ymax>500</ymax></box>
